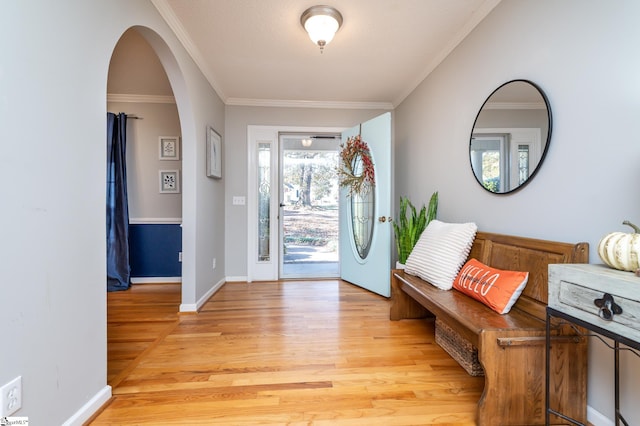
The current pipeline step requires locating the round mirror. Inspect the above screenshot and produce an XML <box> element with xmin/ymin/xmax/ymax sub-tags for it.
<box><xmin>469</xmin><ymin>79</ymin><xmax>552</xmax><ymax>194</ymax></box>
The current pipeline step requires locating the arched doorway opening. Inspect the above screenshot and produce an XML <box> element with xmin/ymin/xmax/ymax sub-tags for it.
<box><xmin>105</xmin><ymin>26</ymin><xmax>193</xmax><ymax>386</ymax></box>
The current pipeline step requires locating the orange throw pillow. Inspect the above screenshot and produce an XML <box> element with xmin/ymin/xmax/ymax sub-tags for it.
<box><xmin>453</xmin><ymin>258</ymin><xmax>529</xmax><ymax>314</ymax></box>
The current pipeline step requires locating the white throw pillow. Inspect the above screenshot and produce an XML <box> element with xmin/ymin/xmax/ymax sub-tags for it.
<box><xmin>404</xmin><ymin>220</ymin><xmax>478</xmax><ymax>290</ymax></box>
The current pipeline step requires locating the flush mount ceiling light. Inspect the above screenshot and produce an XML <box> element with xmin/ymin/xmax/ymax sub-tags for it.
<box><xmin>300</xmin><ymin>5</ymin><xmax>343</xmax><ymax>53</ymax></box>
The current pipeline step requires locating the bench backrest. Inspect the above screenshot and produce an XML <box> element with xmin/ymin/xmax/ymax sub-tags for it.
<box><xmin>467</xmin><ymin>232</ymin><xmax>588</xmax><ymax>321</ymax></box>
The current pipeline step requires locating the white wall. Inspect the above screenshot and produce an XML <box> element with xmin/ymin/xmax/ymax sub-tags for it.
<box><xmin>107</xmin><ymin>28</ymin><xmax>174</xmax><ymax>97</ymax></box>
<box><xmin>0</xmin><ymin>1</ymin><xmax>224</xmax><ymax>424</ymax></box>
<box><xmin>108</xmin><ymin>29</ymin><xmax>182</xmax><ymax>222</ymax></box>
<box><xmin>3</xmin><ymin>0</ymin><xmax>636</xmax><ymax>423</ymax></box>
<box><xmin>224</xmin><ymin>105</ymin><xmax>389</xmax><ymax>278</ymax></box>
<box><xmin>394</xmin><ymin>0</ymin><xmax>640</xmax><ymax>423</ymax></box>
<box><xmin>108</xmin><ymin>101</ymin><xmax>183</xmax><ymax>221</ymax></box>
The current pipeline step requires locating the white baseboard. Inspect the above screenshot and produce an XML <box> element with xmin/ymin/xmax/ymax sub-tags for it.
<box><xmin>225</xmin><ymin>276</ymin><xmax>248</xmax><ymax>282</ymax></box>
<box><xmin>62</xmin><ymin>385</ymin><xmax>111</xmax><ymax>426</ymax></box>
<box><xmin>179</xmin><ymin>278</ymin><xmax>225</xmax><ymax>312</ymax></box>
<box><xmin>588</xmin><ymin>405</ymin><xmax>613</xmax><ymax>426</ymax></box>
<box><xmin>131</xmin><ymin>277</ymin><xmax>182</xmax><ymax>284</ymax></box>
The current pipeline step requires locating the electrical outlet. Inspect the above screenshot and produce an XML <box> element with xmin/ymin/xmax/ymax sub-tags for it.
<box><xmin>0</xmin><ymin>376</ymin><xmax>22</xmax><ymax>416</ymax></box>
<box><xmin>212</xmin><ymin>258</ymin><xmax>216</xmax><ymax>269</ymax></box>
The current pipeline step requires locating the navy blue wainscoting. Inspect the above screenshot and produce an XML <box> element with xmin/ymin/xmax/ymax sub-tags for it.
<box><xmin>129</xmin><ymin>223</ymin><xmax>182</xmax><ymax>278</ymax></box>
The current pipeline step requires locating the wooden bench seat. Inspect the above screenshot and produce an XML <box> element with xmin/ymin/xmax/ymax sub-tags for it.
<box><xmin>390</xmin><ymin>231</ymin><xmax>589</xmax><ymax>425</ymax></box>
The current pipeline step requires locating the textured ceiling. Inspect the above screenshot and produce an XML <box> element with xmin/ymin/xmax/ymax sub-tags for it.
<box><xmin>152</xmin><ymin>0</ymin><xmax>501</xmax><ymax>108</ymax></box>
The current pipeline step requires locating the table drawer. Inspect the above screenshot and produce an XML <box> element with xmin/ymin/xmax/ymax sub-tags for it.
<box><xmin>549</xmin><ymin>264</ymin><xmax>640</xmax><ymax>343</ymax></box>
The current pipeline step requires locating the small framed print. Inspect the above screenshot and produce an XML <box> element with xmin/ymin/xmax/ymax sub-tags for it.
<box><xmin>206</xmin><ymin>125</ymin><xmax>222</xmax><ymax>178</ymax></box>
<box><xmin>159</xmin><ymin>170</ymin><xmax>180</xmax><ymax>193</ymax></box>
<box><xmin>159</xmin><ymin>136</ymin><xmax>180</xmax><ymax>160</ymax></box>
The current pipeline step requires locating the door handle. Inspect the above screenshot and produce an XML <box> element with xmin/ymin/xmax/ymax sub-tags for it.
<box><xmin>378</xmin><ymin>216</ymin><xmax>391</xmax><ymax>223</ymax></box>
<box><xmin>279</xmin><ymin>202</ymin><xmax>286</xmax><ymax>207</ymax></box>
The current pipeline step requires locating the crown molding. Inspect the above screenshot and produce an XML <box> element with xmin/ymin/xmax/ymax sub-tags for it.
<box><xmin>392</xmin><ymin>0</ymin><xmax>502</xmax><ymax>107</ymax></box>
<box><xmin>151</xmin><ymin>0</ymin><xmax>393</xmax><ymax>111</ymax></box>
<box><xmin>151</xmin><ymin>0</ymin><xmax>227</xmax><ymax>101</ymax></box>
<box><xmin>107</xmin><ymin>94</ymin><xmax>391</xmax><ymax>110</ymax></box>
<box><xmin>152</xmin><ymin>0</ymin><xmax>498</xmax><ymax>111</ymax></box>
<box><xmin>226</xmin><ymin>97</ymin><xmax>393</xmax><ymax>110</ymax></box>
<box><xmin>107</xmin><ymin>93</ymin><xmax>175</xmax><ymax>104</ymax></box>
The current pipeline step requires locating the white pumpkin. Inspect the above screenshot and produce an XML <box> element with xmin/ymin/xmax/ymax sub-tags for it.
<box><xmin>598</xmin><ymin>221</ymin><xmax>640</xmax><ymax>272</ymax></box>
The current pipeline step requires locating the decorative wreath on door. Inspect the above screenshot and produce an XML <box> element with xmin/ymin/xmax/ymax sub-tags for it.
<box><xmin>338</xmin><ymin>134</ymin><xmax>375</xmax><ymax>196</ymax></box>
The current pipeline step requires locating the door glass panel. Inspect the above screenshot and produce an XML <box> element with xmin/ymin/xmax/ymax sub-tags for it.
<box><xmin>518</xmin><ymin>144</ymin><xmax>530</xmax><ymax>185</ymax></box>
<box><xmin>258</xmin><ymin>143</ymin><xmax>271</xmax><ymax>262</ymax></box>
<box><xmin>349</xmin><ymin>154</ymin><xmax>375</xmax><ymax>259</ymax></box>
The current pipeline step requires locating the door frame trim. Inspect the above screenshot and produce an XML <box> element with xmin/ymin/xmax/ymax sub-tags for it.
<box><xmin>247</xmin><ymin>125</ymin><xmax>346</xmax><ymax>282</ymax></box>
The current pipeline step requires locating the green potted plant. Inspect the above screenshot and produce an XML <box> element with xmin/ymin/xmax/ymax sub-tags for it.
<box><xmin>393</xmin><ymin>192</ymin><xmax>438</xmax><ymax>268</ymax></box>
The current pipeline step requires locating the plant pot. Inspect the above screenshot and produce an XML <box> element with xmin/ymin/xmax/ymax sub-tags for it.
<box><xmin>396</xmin><ymin>261</ymin><xmax>406</xmax><ymax>270</ymax></box>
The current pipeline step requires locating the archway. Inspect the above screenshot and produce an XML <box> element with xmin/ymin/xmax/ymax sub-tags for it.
<box><xmin>105</xmin><ymin>25</ymin><xmax>195</xmax><ymax>385</ymax></box>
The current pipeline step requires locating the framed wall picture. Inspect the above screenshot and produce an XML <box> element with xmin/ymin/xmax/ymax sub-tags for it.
<box><xmin>206</xmin><ymin>126</ymin><xmax>222</xmax><ymax>178</ymax></box>
<box><xmin>159</xmin><ymin>136</ymin><xmax>180</xmax><ymax>160</ymax></box>
<box><xmin>159</xmin><ymin>170</ymin><xmax>180</xmax><ymax>193</ymax></box>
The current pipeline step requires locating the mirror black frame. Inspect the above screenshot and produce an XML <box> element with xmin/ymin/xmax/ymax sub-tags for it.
<box><xmin>469</xmin><ymin>79</ymin><xmax>552</xmax><ymax>194</ymax></box>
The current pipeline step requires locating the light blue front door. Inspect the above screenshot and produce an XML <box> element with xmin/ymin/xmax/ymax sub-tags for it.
<box><xmin>339</xmin><ymin>112</ymin><xmax>392</xmax><ymax>297</ymax></box>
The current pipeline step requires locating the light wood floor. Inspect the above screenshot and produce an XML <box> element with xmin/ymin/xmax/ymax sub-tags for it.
<box><xmin>91</xmin><ymin>280</ymin><xmax>483</xmax><ymax>425</ymax></box>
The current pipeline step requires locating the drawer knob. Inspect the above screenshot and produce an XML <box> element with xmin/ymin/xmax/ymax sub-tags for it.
<box><xmin>594</xmin><ymin>293</ymin><xmax>623</xmax><ymax>321</ymax></box>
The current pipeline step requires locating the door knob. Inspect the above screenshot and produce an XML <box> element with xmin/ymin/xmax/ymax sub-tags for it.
<box><xmin>379</xmin><ymin>216</ymin><xmax>390</xmax><ymax>223</ymax></box>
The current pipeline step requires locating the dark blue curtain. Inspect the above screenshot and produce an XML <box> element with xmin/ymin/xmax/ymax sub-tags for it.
<box><xmin>106</xmin><ymin>112</ymin><xmax>131</xmax><ymax>291</ymax></box>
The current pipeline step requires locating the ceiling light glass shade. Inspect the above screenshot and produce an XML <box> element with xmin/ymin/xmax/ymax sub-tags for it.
<box><xmin>301</xmin><ymin>6</ymin><xmax>343</xmax><ymax>51</ymax></box>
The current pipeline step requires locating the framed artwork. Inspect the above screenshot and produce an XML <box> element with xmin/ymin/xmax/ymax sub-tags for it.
<box><xmin>206</xmin><ymin>125</ymin><xmax>222</xmax><ymax>178</ymax></box>
<box><xmin>159</xmin><ymin>136</ymin><xmax>180</xmax><ymax>160</ymax></box>
<box><xmin>159</xmin><ymin>170</ymin><xmax>180</xmax><ymax>193</ymax></box>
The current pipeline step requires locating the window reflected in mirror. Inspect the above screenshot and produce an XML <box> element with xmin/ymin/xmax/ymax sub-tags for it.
<box><xmin>469</xmin><ymin>80</ymin><xmax>551</xmax><ymax>194</ymax></box>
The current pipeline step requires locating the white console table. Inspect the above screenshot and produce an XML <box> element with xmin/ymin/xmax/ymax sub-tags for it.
<box><xmin>547</xmin><ymin>263</ymin><xmax>640</xmax><ymax>426</ymax></box>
